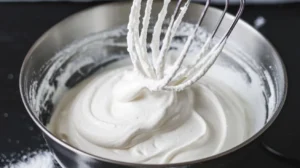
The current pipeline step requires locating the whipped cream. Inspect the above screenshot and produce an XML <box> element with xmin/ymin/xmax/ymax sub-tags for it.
<box><xmin>48</xmin><ymin>58</ymin><xmax>251</xmax><ymax>164</ymax></box>
<box><xmin>45</xmin><ymin>0</ymin><xmax>268</xmax><ymax>164</ymax></box>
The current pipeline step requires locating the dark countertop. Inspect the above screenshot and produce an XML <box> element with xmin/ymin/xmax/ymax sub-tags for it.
<box><xmin>0</xmin><ymin>2</ymin><xmax>299</xmax><ymax>168</ymax></box>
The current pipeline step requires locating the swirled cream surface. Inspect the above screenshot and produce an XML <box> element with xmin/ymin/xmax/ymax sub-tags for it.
<box><xmin>47</xmin><ymin>58</ymin><xmax>254</xmax><ymax>164</ymax></box>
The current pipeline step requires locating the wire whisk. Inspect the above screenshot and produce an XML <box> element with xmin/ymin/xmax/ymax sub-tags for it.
<box><xmin>127</xmin><ymin>0</ymin><xmax>245</xmax><ymax>91</ymax></box>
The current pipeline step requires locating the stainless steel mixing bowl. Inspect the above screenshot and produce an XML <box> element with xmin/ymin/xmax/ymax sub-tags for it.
<box><xmin>19</xmin><ymin>2</ymin><xmax>287</xmax><ymax>168</ymax></box>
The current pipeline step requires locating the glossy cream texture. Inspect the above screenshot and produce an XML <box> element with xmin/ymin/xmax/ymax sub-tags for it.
<box><xmin>47</xmin><ymin>58</ymin><xmax>254</xmax><ymax>164</ymax></box>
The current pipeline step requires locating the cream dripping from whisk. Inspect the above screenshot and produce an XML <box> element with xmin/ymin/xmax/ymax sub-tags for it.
<box><xmin>48</xmin><ymin>0</ymin><xmax>252</xmax><ymax>164</ymax></box>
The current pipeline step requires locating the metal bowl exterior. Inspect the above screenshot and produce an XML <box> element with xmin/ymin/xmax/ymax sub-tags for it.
<box><xmin>19</xmin><ymin>2</ymin><xmax>287</xmax><ymax>168</ymax></box>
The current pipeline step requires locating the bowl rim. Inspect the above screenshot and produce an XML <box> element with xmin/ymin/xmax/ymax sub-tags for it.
<box><xmin>19</xmin><ymin>1</ymin><xmax>288</xmax><ymax>167</ymax></box>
